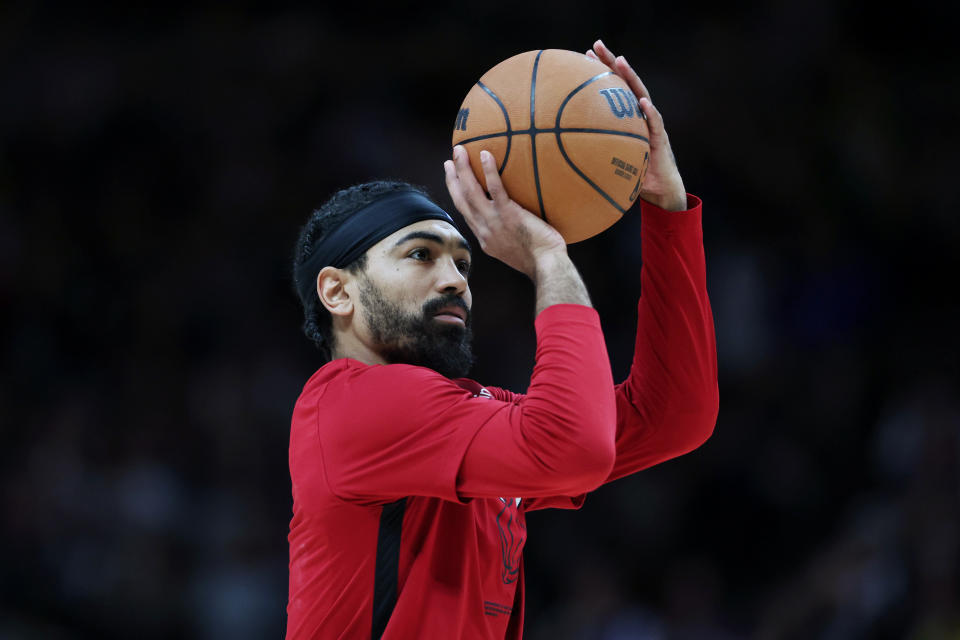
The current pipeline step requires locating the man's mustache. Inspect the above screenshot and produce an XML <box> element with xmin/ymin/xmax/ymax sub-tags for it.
<box><xmin>422</xmin><ymin>295</ymin><xmax>471</xmax><ymax>325</ymax></box>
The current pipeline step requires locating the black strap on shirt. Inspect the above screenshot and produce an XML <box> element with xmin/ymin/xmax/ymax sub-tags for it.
<box><xmin>371</xmin><ymin>498</ymin><xmax>406</xmax><ymax>639</ymax></box>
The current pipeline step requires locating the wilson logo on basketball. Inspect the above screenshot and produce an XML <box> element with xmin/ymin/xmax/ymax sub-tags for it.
<box><xmin>454</xmin><ymin>108</ymin><xmax>470</xmax><ymax>131</ymax></box>
<box><xmin>598</xmin><ymin>88</ymin><xmax>644</xmax><ymax>119</ymax></box>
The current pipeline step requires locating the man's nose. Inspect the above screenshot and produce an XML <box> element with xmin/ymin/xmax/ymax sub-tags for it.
<box><xmin>435</xmin><ymin>255</ymin><xmax>467</xmax><ymax>295</ymax></box>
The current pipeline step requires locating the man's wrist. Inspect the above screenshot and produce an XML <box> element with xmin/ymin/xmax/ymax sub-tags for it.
<box><xmin>532</xmin><ymin>250</ymin><xmax>592</xmax><ymax>314</ymax></box>
<box><xmin>531</xmin><ymin>249</ymin><xmax>570</xmax><ymax>282</ymax></box>
<box><xmin>641</xmin><ymin>190</ymin><xmax>688</xmax><ymax>212</ymax></box>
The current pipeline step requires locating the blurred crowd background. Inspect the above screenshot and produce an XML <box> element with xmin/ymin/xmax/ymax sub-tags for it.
<box><xmin>1</xmin><ymin>2</ymin><xmax>957</xmax><ymax>638</ymax></box>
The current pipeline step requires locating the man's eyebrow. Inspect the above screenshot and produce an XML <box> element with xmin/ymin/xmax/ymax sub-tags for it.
<box><xmin>393</xmin><ymin>231</ymin><xmax>472</xmax><ymax>254</ymax></box>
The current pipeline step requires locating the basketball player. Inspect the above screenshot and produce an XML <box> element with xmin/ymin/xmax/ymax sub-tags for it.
<box><xmin>285</xmin><ymin>40</ymin><xmax>718</xmax><ymax>639</ymax></box>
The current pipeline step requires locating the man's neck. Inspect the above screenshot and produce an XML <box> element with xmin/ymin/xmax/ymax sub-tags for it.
<box><xmin>331</xmin><ymin>331</ymin><xmax>388</xmax><ymax>366</ymax></box>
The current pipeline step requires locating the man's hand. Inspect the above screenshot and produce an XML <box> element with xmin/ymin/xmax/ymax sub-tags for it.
<box><xmin>587</xmin><ymin>39</ymin><xmax>688</xmax><ymax>212</ymax></box>
<box><xmin>444</xmin><ymin>145</ymin><xmax>567</xmax><ymax>279</ymax></box>
<box><xmin>444</xmin><ymin>145</ymin><xmax>591</xmax><ymax>313</ymax></box>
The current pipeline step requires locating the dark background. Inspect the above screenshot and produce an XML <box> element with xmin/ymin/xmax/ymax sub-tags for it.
<box><xmin>2</xmin><ymin>2</ymin><xmax>957</xmax><ymax>638</ymax></box>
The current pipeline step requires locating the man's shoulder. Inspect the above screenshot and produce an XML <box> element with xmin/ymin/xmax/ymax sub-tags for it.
<box><xmin>298</xmin><ymin>358</ymin><xmax>482</xmax><ymax>405</ymax></box>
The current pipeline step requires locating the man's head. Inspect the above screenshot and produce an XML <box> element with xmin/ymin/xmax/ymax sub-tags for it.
<box><xmin>293</xmin><ymin>181</ymin><xmax>474</xmax><ymax>378</ymax></box>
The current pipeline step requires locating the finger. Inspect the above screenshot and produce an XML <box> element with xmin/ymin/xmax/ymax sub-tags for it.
<box><xmin>452</xmin><ymin>145</ymin><xmax>488</xmax><ymax>203</ymax></box>
<box><xmin>614</xmin><ymin>55</ymin><xmax>651</xmax><ymax>101</ymax></box>
<box><xmin>479</xmin><ymin>150</ymin><xmax>509</xmax><ymax>206</ymax></box>
<box><xmin>446</xmin><ymin>165</ymin><xmax>489</xmax><ymax>241</ymax></box>
<box><xmin>444</xmin><ymin>159</ymin><xmax>472</xmax><ymax>217</ymax></box>
<box><xmin>585</xmin><ymin>49</ymin><xmax>599</xmax><ymax>61</ymax></box>
<box><xmin>445</xmin><ymin>157</ymin><xmax>483</xmax><ymax>219</ymax></box>
<box><xmin>592</xmin><ymin>39</ymin><xmax>617</xmax><ymax>68</ymax></box>
<box><xmin>446</xmin><ymin>152</ymin><xmax>491</xmax><ymax>239</ymax></box>
<box><xmin>638</xmin><ymin>97</ymin><xmax>668</xmax><ymax>145</ymax></box>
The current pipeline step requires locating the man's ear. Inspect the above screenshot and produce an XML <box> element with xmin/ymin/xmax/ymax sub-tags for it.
<box><xmin>317</xmin><ymin>266</ymin><xmax>354</xmax><ymax>318</ymax></box>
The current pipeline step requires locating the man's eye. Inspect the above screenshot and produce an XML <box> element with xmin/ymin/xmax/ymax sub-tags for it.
<box><xmin>409</xmin><ymin>248</ymin><xmax>429</xmax><ymax>261</ymax></box>
<box><xmin>457</xmin><ymin>260</ymin><xmax>471</xmax><ymax>275</ymax></box>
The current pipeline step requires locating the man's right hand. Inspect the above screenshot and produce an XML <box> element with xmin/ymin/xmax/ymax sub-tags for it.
<box><xmin>444</xmin><ymin>146</ymin><xmax>567</xmax><ymax>280</ymax></box>
<box><xmin>444</xmin><ymin>145</ymin><xmax>591</xmax><ymax>313</ymax></box>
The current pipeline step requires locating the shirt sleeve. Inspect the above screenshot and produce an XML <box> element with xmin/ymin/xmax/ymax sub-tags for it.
<box><xmin>603</xmin><ymin>194</ymin><xmax>719</xmax><ymax>482</ymax></box>
<box><xmin>521</xmin><ymin>195</ymin><xmax>719</xmax><ymax>512</ymax></box>
<box><xmin>313</xmin><ymin>304</ymin><xmax>618</xmax><ymax>506</ymax></box>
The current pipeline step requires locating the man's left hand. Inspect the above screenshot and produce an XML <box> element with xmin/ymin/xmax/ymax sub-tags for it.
<box><xmin>587</xmin><ymin>39</ymin><xmax>688</xmax><ymax>212</ymax></box>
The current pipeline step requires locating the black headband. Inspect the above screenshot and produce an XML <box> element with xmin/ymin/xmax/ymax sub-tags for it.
<box><xmin>295</xmin><ymin>190</ymin><xmax>458</xmax><ymax>304</ymax></box>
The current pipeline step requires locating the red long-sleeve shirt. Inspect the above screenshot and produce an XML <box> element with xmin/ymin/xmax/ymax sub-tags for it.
<box><xmin>286</xmin><ymin>195</ymin><xmax>718</xmax><ymax>639</ymax></box>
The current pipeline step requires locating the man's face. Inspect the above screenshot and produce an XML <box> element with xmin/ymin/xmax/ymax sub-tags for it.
<box><xmin>352</xmin><ymin>219</ymin><xmax>474</xmax><ymax>379</ymax></box>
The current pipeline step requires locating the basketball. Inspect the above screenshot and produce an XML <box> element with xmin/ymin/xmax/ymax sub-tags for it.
<box><xmin>452</xmin><ymin>49</ymin><xmax>650</xmax><ymax>243</ymax></box>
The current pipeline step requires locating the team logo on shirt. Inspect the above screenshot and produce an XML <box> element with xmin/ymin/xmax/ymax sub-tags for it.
<box><xmin>496</xmin><ymin>497</ymin><xmax>526</xmax><ymax>584</ymax></box>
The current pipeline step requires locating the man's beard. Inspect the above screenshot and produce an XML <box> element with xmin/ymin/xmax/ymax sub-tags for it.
<box><xmin>358</xmin><ymin>277</ymin><xmax>474</xmax><ymax>379</ymax></box>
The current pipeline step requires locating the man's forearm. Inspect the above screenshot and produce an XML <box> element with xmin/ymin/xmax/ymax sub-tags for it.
<box><xmin>532</xmin><ymin>250</ymin><xmax>592</xmax><ymax>315</ymax></box>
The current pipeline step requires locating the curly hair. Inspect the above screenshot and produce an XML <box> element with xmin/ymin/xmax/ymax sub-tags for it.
<box><xmin>292</xmin><ymin>180</ymin><xmax>430</xmax><ymax>361</ymax></box>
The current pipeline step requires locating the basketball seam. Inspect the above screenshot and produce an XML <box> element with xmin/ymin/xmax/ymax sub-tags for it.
<box><xmin>554</xmin><ymin>71</ymin><xmax>637</xmax><ymax>214</ymax></box>
<box><xmin>557</xmin><ymin>128</ymin><xmax>648</xmax><ymax>142</ymax></box>
<box><xmin>554</xmin><ymin>71</ymin><xmax>614</xmax><ymax>127</ymax></box>
<box><xmin>455</xmin><ymin>127</ymin><xmax>648</xmax><ymax>147</ymax></box>
<box><xmin>555</xmin><ymin>138</ymin><xmax>626</xmax><ymax>214</ymax></box>
<box><xmin>475</xmin><ymin>80</ymin><xmax>512</xmax><ymax>176</ymax></box>
<box><xmin>529</xmin><ymin>50</ymin><xmax>546</xmax><ymax>220</ymax></box>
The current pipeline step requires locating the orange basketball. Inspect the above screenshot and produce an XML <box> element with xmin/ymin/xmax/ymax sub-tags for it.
<box><xmin>452</xmin><ymin>49</ymin><xmax>650</xmax><ymax>243</ymax></box>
